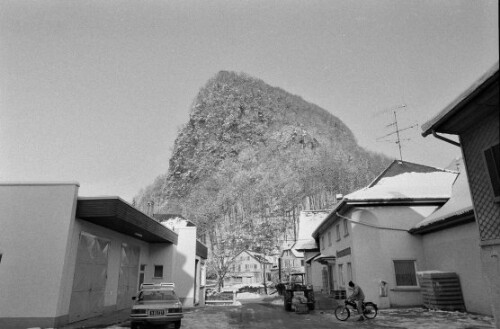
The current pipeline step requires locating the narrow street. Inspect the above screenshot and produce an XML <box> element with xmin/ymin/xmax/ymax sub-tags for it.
<box><xmin>101</xmin><ymin>298</ymin><xmax>495</xmax><ymax>329</ymax></box>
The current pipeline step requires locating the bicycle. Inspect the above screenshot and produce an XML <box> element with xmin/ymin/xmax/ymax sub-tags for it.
<box><xmin>334</xmin><ymin>299</ymin><xmax>378</xmax><ymax>321</ymax></box>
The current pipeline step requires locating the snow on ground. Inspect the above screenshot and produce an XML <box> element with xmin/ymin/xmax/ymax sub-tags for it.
<box><xmin>319</xmin><ymin>307</ymin><xmax>495</xmax><ymax>329</ymax></box>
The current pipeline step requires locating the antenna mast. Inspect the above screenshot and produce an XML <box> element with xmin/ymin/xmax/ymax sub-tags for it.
<box><xmin>376</xmin><ymin>104</ymin><xmax>418</xmax><ymax>161</ymax></box>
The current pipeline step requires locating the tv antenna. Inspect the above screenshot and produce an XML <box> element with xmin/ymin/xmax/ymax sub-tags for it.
<box><xmin>376</xmin><ymin>104</ymin><xmax>418</xmax><ymax>161</ymax></box>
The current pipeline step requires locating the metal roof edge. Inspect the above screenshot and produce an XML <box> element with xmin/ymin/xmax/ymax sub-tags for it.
<box><xmin>422</xmin><ymin>62</ymin><xmax>499</xmax><ymax>137</ymax></box>
<box><xmin>409</xmin><ymin>210</ymin><xmax>475</xmax><ymax>234</ymax></box>
<box><xmin>0</xmin><ymin>181</ymin><xmax>80</xmax><ymax>187</ymax></box>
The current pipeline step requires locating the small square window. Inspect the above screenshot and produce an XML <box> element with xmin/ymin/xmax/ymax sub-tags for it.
<box><xmin>394</xmin><ymin>260</ymin><xmax>417</xmax><ymax>286</ymax></box>
<box><xmin>140</xmin><ymin>264</ymin><xmax>146</xmax><ymax>271</ymax></box>
<box><xmin>154</xmin><ymin>265</ymin><xmax>163</xmax><ymax>278</ymax></box>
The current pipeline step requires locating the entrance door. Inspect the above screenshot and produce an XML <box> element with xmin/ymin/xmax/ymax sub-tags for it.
<box><xmin>116</xmin><ymin>243</ymin><xmax>140</xmax><ymax>309</ymax></box>
<box><xmin>68</xmin><ymin>232</ymin><xmax>110</xmax><ymax>323</ymax></box>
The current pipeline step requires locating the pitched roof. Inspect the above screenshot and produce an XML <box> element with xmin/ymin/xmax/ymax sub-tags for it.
<box><xmin>281</xmin><ymin>247</ymin><xmax>304</xmax><ymax>258</ymax></box>
<box><xmin>313</xmin><ymin>161</ymin><xmax>458</xmax><ymax>238</ymax></box>
<box><xmin>293</xmin><ymin>210</ymin><xmax>330</xmax><ymax>251</ymax></box>
<box><xmin>235</xmin><ymin>250</ymin><xmax>273</xmax><ymax>264</ymax></box>
<box><xmin>346</xmin><ymin>160</ymin><xmax>457</xmax><ymax>201</ymax></box>
<box><xmin>411</xmin><ymin>168</ymin><xmax>474</xmax><ymax>234</ymax></box>
<box><xmin>422</xmin><ymin>63</ymin><xmax>499</xmax><ymax>137</ymax></box>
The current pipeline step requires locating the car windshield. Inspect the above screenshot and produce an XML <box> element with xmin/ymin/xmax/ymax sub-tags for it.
<box><xmin>139</xmin><ymin>290</ymin><xmax>178</xmax><ymax>301</ymax></box>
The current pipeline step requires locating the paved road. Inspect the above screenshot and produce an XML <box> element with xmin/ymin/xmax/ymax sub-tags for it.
<box><xmin>106</xmin><ymin>299</ymin><xmax>494</xmax><ymax>329</ymax></box>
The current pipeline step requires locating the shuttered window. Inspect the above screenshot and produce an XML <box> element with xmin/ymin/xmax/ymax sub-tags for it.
<box><xmin>394</xmin><ymin>260</ymin><xmax>417</xmax><ymax>286</ymax></box>
<box><xmin>154</xmin><ymin>265</ymin><xmax>164</xmax><ymax>278</ymax></box>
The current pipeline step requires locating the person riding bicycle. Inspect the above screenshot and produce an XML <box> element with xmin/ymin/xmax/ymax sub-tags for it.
<box><xmin>347</xmin><ymin>281</ymin><xmax>366</xmax><ymax>321</ymax></box>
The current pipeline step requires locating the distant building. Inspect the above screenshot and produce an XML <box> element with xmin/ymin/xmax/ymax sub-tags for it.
<box><xmin>224</xmin><ymin>250</ymin><xmax>273</xmax><ymax>287</ymax></box>
<box><xmin>422</xmin><ymin>63</ymin><xmax>499</xmax><ymax>326</ymax></box>
<box><xmin>0</xmin><ymin>183</ymin><xmax>207</xmax><ymax>329</ymax></box>
<box><xmin>292</xmin><ymin>210</ymin><xmax>330</xmax><ymax>292</ymax></box>
<box><xmin>279</xmin><ymin>246</ymin><xmax>304</xmax><ymax>281</ymax></box>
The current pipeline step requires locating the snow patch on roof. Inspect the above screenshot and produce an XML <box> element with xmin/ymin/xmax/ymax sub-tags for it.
<box><xmin>413</xmin><ymin>170</ymin><xmax>473</xmax><ymax>230</ymax></box>
<box><xmin>294</xmin><ymin>211</ymin><xmax>330</xmax><ymax>250</ymax></box>
<box><xmin>346</xmin><ymin>171</ymin><xmax>457</xmax><ymax>201</ymax></box>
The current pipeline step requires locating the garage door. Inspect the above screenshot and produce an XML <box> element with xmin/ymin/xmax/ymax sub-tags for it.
<box><xmin>68</xmin><ymin>232</ymin><xmax>110</xmax><ymax>323</ymax></box>
<box><xmin>116</xmin><ymin>243</ymin><xmax>140</xmax><ymax>309</ymax></box>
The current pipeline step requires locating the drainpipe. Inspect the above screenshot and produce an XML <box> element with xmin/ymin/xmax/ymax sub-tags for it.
<box><xmin>431</xmin><ymin>130</ymin><xmax>460</xmax><ymax>147</ymax></box>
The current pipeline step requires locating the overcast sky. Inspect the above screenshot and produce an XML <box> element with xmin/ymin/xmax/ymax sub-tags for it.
<box><xmin>1</xmin><ymin>0</ymin><xmax>498</xmax><ymax>202</ymax></box>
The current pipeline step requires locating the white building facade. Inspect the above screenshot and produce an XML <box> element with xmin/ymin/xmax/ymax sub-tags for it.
<box><xmin>0</xmin><ymin>182</ymin><xmax>207</xmax><ymax>329</ymax></box>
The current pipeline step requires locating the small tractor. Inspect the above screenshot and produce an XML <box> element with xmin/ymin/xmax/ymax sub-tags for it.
<box><xmin>283</xmin><ymin>273</ymin><xmax>315</xmax><ymax>312</ymax></box>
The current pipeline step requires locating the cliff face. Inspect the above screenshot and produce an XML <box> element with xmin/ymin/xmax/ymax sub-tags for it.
<box><xmin>135</xmin><ymin>71</ymin><xmax>390</xmax><ymax>251</ymax></box>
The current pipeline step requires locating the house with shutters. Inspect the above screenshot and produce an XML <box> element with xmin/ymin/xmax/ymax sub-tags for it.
<box><xmin>224</xmin><ymin>250</ymin><xmax>273</xmax><ymax>287</ymax></box>
<box><xmin>279</xmin><ymin>245</ymin><xmax>305</xmax><ymax>281</ymax></box>
<box><xmin>0</xmin><ymin>182</ymin><xmax>207</xmax><ymax>329</ymax></box>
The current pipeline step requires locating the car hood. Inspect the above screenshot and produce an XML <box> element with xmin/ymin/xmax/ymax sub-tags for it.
<box><xmin>132</xmin><ymin>301</ymin><xmax>180</xmax><ymax>309</ymax></box>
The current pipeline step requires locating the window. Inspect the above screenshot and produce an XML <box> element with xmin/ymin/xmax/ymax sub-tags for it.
<box><xmin>254</xmin><ymin>264</ymin><xmax>258</xmax><ymax>269</ymax></box>
<box><xmin>321</xmin><ymin>236</ymin><xmax>325</xmax><ymax>249</ymax></box>
<box><xmin>328</xmin><ymin>231</ymin><xmax>332</xmax><ymax>246</ymax></box>
<box><xmin>285</xmin><ymin>259</ymin><xmax>291</xmax><ymax>267</ymax></box>
<box><xmin>347</xmin><ymin>262</ymin><xmax>352</xmax><ymax>281</ymax></box>
<box><xmin>338</xmin><ymin>264</ymin><xmax>344</xmax><ymax>286</ymax></box>
<box><xmin>245</xmin><ymin>264</ymin><xmax>249</xmax><ymax>270</ymax></box>
<box><xmin>394</xmin><ymin>260</ymin><xmax>418</xmax><ymax>286</ymax></box>
<box><xmin>336</xmin><ymin>224</ymin><xmax>341</xmax><ymax>241</ymax></box>
<box><xmin>484</xmin><ymin>143</ymin><xmax>500</xmax><ymax>201</ymax></box>
<box><xmin>238</xmin><ymin>265</ymin><xmax>241</xmax><ymax>272</ymax></box>
<box><xmin>140</xmin><ymin>264</ymin><xmax>146</xmax><ymax>271</ymax></box>
<box><xmin>301</xmin><ymin>260</ymin><xmax>304</xmax><ymax>266</ymax></box>
<box><xmin>343</xmin><ymin>219</ymin><xmax>349</xmax><ymax>236</ymax></box>
<box><xmin>154</xmin><ymin>265</ymin><xmax>163</xmax><ymax>278</ymax></box>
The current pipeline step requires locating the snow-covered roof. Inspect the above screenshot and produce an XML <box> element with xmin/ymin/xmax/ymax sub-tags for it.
<box><xmin>412</xmin><ymin>169</ymin><xmax>473</xmax><ymax>232</ymax></box>
<box><xmin>241</xmin><ymin>250</ymin><xmax>274</xmax><ymax>264</ymax></box>
<box><xmin>293</xmin><ymin>210</ymin><xmax>329</xmax><ymax>251</ymax></box>
<box><xmin>281</xmin><ymin>247</ymin><xmax>304</xmax><ymax>258</ymax></box>
<box><xmin>346</xmin><ymin>161</ymin><xmax>457</xmax><ymax>201</ymax></box>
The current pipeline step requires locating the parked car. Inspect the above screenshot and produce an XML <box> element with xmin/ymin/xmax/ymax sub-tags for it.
<box><xmin>130</xmin><ymin>283</ymin><xmax>183</xmax><ymax>329</ymax></box>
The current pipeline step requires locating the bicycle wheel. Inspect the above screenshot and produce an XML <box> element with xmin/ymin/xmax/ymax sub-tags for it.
<box><xmin>363</xmin><ymin>303</ymin><xmax>378</xmax><ymax>319</ymax></box>
<box><xmin>334</xmin><ymin>305</ymin><xmax>350</xmax><ymax>321</ymax></box>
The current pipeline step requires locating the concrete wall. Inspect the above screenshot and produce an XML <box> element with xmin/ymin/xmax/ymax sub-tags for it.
<box><xmin>0</xmin><ymin>183</ymin><xmax>180</xmax><ymax>329</ymax></box>
<box><xmin>67</xmin><ymin>219</ymin><xmax>152</xmax><ymax>312</ymax></box>
<box><xmin>0</xmin><ymin>183</ymin><xmax>79</xmax><ymax>328</ymax></box>
<box><xmin>350</xmin><ymin>206</ymin><xmax>436</xmax><ymax>308</ymax></box>
<box><xmin>304</xmin><ymin>251</ymin><xmax>323</xmax><ymax>291</ymax></box>
<box><xmin>172</xmin><ymin>226</ymin><xmax>197</xmax><ymax>306</ymax></box>
<box><xmin>421</xmin><ymin>221</ymin><xmax>490</xmax><ymax>314</ymax></box>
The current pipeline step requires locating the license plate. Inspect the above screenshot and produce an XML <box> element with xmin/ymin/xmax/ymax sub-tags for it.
<box><xmin>150</xmin><ymin>310</ymin><xmax>165</xmax><ymax>316</ymax></box>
